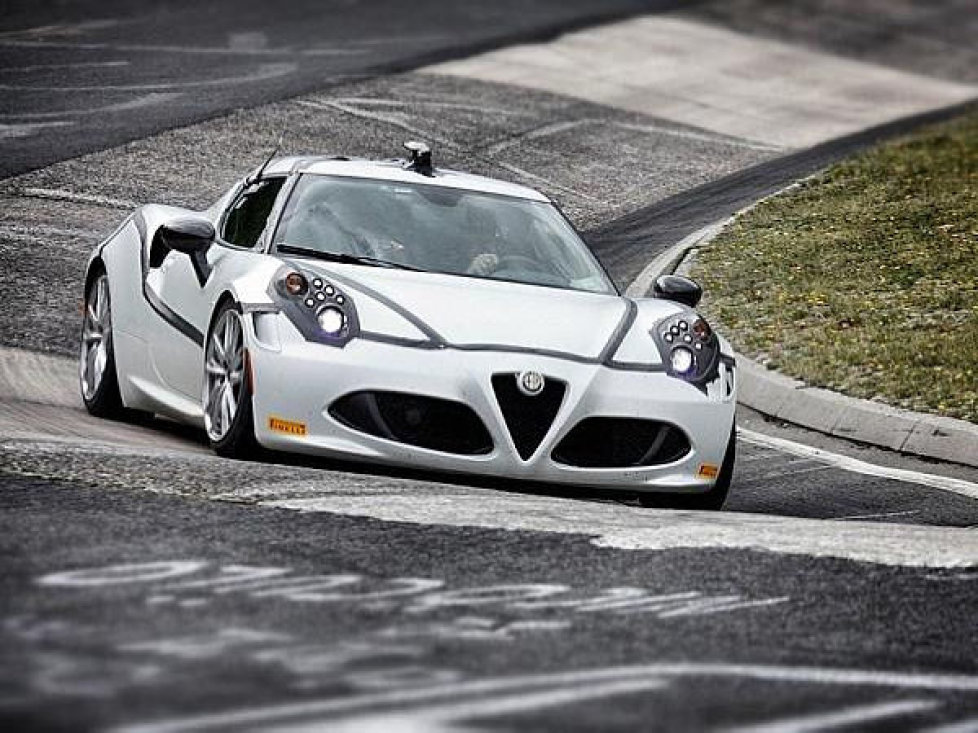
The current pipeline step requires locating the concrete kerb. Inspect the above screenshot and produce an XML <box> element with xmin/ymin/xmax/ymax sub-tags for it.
<box><xmin>625</xmin><ymin>200</ymin><xmax>978</xmax><ymax>470</ymax></box>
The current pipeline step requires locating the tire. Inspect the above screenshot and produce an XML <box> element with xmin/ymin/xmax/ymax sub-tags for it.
<box><xmin>203</xmin><ymin>300</ymin><xmax>259</xmax><ymax>459</ymax></box>
<box><xmin>640</xmin><ymin>425</ymin><xmax>736</xmax><ymax>511</ymax></box>
<box><xmin>79</xmin><ymin>269</ymin><xmax>126</xmax><ymax>419</ymax></box>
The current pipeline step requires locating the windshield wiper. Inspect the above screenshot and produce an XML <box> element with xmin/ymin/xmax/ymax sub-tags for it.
<box><xmin>277</xmin><ymin>244</ymin><xmax>423</xmax><ymax>271</ymax></box>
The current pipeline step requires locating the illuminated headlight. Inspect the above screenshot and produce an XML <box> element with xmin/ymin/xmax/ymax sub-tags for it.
<box><xmin>669</xmin><ymin>346</ymin><xmax>695</xmax><ymax>375</ymax></box>
<box><xmin>655</xmin><ymin>313</ymin><xmax>720</xmax><ymax>385</ymax></box>
<box><xmin>317</xmin><ymin>306</ymin><xmax>346</xmax><ymax>335</ymax></box>
<box><xmin>268</xmin><ymin>265</ymin><xmax>358</xmax><ymax>347</ymax></box>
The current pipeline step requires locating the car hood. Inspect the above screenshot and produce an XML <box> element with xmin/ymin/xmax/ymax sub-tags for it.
<box><xmin>302</xmin><ymin>262</ymin><xmax>630</xmax><ymax>359</ymax></box>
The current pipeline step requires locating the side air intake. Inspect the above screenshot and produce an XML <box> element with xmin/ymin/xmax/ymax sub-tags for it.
<box><xmin>330</xmin><ymin>391</ymin><xmax>493</xmax><ymax>456</ymax></box>
<box><xmin>552</xmin><ymin>418</ymin><xmax>691</xmax><ymax>468</ymax></box>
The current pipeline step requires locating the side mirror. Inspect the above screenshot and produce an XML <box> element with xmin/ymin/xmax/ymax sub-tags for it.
<box><xmin>159</xmin><ymin>218</ymin><xmax>214</xmax><ymax>255</ymax></box>
<box><xmin>653</xmin><ymin>274</ymin><xmax>702</xmax><ymax>309</ymax></box>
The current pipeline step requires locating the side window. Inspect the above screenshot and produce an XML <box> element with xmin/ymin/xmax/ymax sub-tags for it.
<box><xmin>221</xmin><ymin>177</ymin><xmax>286</xmax><ymax>248</ymax></box>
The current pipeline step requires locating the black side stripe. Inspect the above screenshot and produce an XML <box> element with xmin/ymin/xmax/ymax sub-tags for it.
<box><xmin>135</xmin><ymin>211</ymin><xmax>205</xmax><ymax>347</ymax></box>
<box><xmin>598</xmin><ymin>298</ymin><xmax>638</xmax><ymax>365</ymax></box>
<box><xmin>144</xmin><ymin>286</ymin><xmax>204</xmax><ymax>347</ymax></box>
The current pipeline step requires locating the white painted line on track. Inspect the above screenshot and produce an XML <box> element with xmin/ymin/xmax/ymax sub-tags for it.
<box><xmin>722</xmin><ymin>699</ymin><xmax>939</xmax><ymax>733</ymax></box>
<box><xmin>923</xmin><ymin>717</ymin><xmax>978</xmax><ymax>733</ymax></box>
<box><xmin>495</xmin><ymin>160</ymin><xmax>604</xmax><ymax>203</ymax></box>
<box><xmin>0</xmin><ymin>121</ymin><xmax>72</xmax><ymax>139</ymax></box>
<box><xmin>320</xmin><ymin>678</ymin><xmax>671</xmax><ymax>733</ymax></box>
<box><xmin>329</xmin><ymin>97</ymin><xmax>522</xmax><ymax>117</ymax></box>
<box><xmin>263</xmin><ymin>489</ymin><xmax>978</xmax><ymax>568</ymax></box>
<box><xmin>0</xmin><ymin>92</ymin><xmax>181</xmax><ymax>120</ymax></box>
<box><xmin>112</xmin><ymin>663</ymin><xmax>978</xmax><ymax>733</ymax></box>
<box><xmin>0</xmin><ymin>223</ymin><xmax>106</xmax><ymax>241</ymax></box>
<box><xmin>0</xmin><ymin>62</ymin><xmax>296</xmax><ymax>92</ymax></box>
<box><xmin>298</xmin><ymin>98</ymin><xmax>458</xmax><ymax>147</ymax></box>
<box><xmin>836</xmin><ymin>510</ymin><xmax>918</xmax><ymax>522</ymax></box>
<box><xmin>740</xmin><ymin>428</ymin><xmax>978</xmax><ymax>501</ymax></box>
<box><xmin>3</xmin><ymin>430</ymin><xmax>977</xmax><ymax>567</ymax></box>
<box><xmin>0</xmin><ymin>40</ymin><xmax>366</xmax><ymax>57</ymax></box>
<box><xmin>15</xmin><ymin>187</ymin><xmax>136</xmax><ymax>210</ymax></box>
<box><xmin>2</xmin><ymin>61</ymin><xmax>130</xmax><ymax>73</ymax></box>
<box><xmin>482</xmin><ymin>119</ymin><xmax>591</xmax><ymax>155</ymax></box>
<box><xmin>0</xmin><ymin>19</ymin><xmax>122</xmax><ymax>40</ymax></box>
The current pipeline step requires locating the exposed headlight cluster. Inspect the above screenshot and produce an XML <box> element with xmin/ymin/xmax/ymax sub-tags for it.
<box><xmin>654</xmin><ymin>314</ymin><xmax>720</xmax><ymax>385</ymax></box>
<box><xmin>269</xmin><ymin>267</ymin><xmax>358</xmax><ymax>346</ymax></box>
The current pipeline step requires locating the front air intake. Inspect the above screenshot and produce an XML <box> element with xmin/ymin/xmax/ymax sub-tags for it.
<box><xmin>491</xmin><ymin>374</ymin><xmax>565</xmax><ymax>460</ymax></box>
<box><xmin>552</xmin><ymin>417</ymin><xmax>691</xmax><ymax>468</ymax></box>
<box><xmin>330</xmin><ymin>391</ymin><xmax>493</xmax><ymax>456</ymax></box>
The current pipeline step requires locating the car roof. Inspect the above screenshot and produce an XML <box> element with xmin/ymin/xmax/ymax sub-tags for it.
<box><xmin>261</xmin><ymin>155</ymin><xmax>551</xmax><ymax>202</ymax></box>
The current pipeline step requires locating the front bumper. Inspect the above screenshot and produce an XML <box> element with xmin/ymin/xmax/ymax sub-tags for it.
<box><xmin>247</xmin><ymin>318</ymin><xmax>736</xmax><ymax>494</ymax></box>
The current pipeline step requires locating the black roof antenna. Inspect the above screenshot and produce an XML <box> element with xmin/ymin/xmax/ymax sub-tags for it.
<box><xmin>403</xmin><ymin>141</ymin><xmax>433</xmax><ymax>176</ymax></box>
<box><xmin>248</xmin><ymin>131</ymin><xmax>285</xmax><ymax>186</ymax></box>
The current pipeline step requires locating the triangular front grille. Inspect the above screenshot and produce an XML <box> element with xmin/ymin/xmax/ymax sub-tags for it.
<box><xmin>491</xmin><ymin>374</ymin><xmax>565</xmax><ymax>460</ymax></box>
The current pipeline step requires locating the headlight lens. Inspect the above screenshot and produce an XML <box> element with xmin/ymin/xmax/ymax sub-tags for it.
<box><xmin>269</xmin><ymin>266</ymin><xmax>358</xmax><ymax>346</ymax></box>
<box><xmin>317</xmin><ymin>306</ymin><xmax>345</xmax><ymax>335</ymax></box>
<box><xmin>656</xmin><ymin>313</ymin><xmax>720</xmax><ymax>384</ymax></box>
<box><xmin>669</xmin><ymin>346</ymin><xmax>695</xmax><ymax>375</ymax></box>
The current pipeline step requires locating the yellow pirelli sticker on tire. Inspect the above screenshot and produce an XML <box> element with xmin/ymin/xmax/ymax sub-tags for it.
<box><xmin>268</xmin><ymin>416</ymin><xmax>307</xmax><ymax>436</ymax></box>
<box><xmin>697</xmin><ymin>463</ymin><xmax>719</xmax><ymax>479</ymax></box>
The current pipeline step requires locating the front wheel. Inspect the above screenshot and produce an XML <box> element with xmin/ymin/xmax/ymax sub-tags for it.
<box><xmin>640</xmin><ymin>425</ymin><xmax>736</xmax><ymax>511</ymax></box>
<box><xmin>203</xmin><ymin>302</ymin><xmax>258</xmax><ymax>459</ymax></box>
<box><xmin>80</xmin><ymin>270</ymin><xmax>126</xmax><ymax>419</ymax></box>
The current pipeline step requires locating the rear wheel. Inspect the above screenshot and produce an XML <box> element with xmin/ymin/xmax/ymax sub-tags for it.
<box><xmin>203</xmin><ymin>301</ymin><xmax>258</xmax><ymax>459</ymax></box>
<box><xmin>640</xmin><ymin>425</ymin><xmax>736</xmax><ymax>511</ymax></box>
<box><xmin>79</xmin><ymin>270</ymin><xmax>125</xmax><ymax>419</ymax></box>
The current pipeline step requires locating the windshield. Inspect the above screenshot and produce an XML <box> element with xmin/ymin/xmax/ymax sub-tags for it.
<box><xmin>271</xmin><ymin>174</ymin><xmax>616</xmax><ymax>294</ymax></box>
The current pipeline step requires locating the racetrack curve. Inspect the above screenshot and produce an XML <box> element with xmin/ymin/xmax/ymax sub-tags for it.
<box><xmin>3</xmin><ymin>3</ymin><xmax>978</xmax><ymax>731</ymax></box>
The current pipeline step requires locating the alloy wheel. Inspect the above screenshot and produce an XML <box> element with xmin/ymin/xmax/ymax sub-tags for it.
<box><xmin>80</xmin><ymin>274</ymin><xmax>111</xmax><ymax>401</ymax></box>
<box><xmin>203</xmin><ymin>309</ymin><xmax>245</xmax><ymax>442</ymax></box>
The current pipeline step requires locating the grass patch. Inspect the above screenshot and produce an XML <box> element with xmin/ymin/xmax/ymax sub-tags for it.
<box><xmin>692</xmin><ymin>108</ymin><xmax>978</xmax><ymax>423</ymax></box>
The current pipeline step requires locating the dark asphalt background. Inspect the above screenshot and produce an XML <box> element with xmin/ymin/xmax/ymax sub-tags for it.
<box><xmin>2</xmin><ymin>475</ymin><xmax>977</xmax><ymax>733</ymax></box>
<box><xmin>0</xmin><ymin>0</ymin><xmax>687</xmax><ymax>178</ymax></box>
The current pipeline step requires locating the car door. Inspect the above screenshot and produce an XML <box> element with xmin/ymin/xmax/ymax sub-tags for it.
<box><xmin>147</xmin><ymin>176</ymin><xmax>287</xmax><ymax>400</ymax></box>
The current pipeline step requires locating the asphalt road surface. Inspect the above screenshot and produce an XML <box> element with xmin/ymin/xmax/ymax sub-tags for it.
<box><xmin>2</xmin><ymin>1</ymin><xmax>978</xmax><ymax>731</ymax></box>
<box><xmin>0</xmin><ymin>0</ymin><xmax>682</xmax><ymax>178</ymax></box>
<box><xmin>3</xmin><ymin>419</ymin><xmax>978</xmax><ymax>732</ymax></box>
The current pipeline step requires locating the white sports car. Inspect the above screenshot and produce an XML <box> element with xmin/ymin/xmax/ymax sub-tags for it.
<box><xmin>80</xmin><ymin>143</ymin><xmax>737</xmax><ymax>508</ymax></box>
